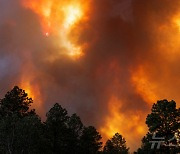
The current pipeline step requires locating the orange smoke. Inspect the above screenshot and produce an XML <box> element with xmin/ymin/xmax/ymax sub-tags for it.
<box><xmin>22</xmin><ymin>0</ymin><xmax>88</xmax><ymax>58</ymax></box>
<box><xmin>100</xmin><ymin>96</ymin><xmax>147</xmax><ymax>150</ymax></box>
<box><xmin>19</xmin><ymin>0</ymin><xmax>89</xmax><ymax>114</ymax></box>
<box><xmin>20</xmin><ymin>81</ymin><xmax>41</xmax><ymax>107</ymax></box>
<box><xmin>12</xmin><ymin>0</ymin><xmax>180</xmax><ymax>152</ymax></box>
<box><xmin>19</xmin><ymin>74</ymin><xmax>44</xmax><ymax>115</ymax></box>
<box><xmin>131</xmin><ymin>66</ymin><xmax>158</xmax><ymax>105</ymax></box>
<box><xmin>131</xmin><ymin>11</ymin><xmax>180</xmax><ymax>106</ymax></box>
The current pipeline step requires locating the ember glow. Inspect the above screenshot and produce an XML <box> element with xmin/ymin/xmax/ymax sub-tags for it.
<box><xmin>22</xmin><ymin>0</ymin><xmax>86</xmax><ymax>58</ymax></box>
<box><xmin>100</xmin><ymin>96</ymin><xmax>147</xmax><ymax>150</ymax></box>
<box><xmin>19</xmin><ymin>80</ymin><xmax>43</xmax><ymax>113</ymax></box>
<box><xmin>1</xmin><ymin>0</ymin><xmax>180</xmax><ymax>151</ymax></box>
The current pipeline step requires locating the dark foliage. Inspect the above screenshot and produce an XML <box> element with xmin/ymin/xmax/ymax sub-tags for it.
<box><xmin>0</xmin><ymin>86</ymin><xmax>103</xmax><ymax>154</ymax></box>
<box><xmin>0</xmin><ymin>86</ymin><xmax>34</xmax><ymax>118</ymax></box>
<box><xmin>103</xmin><ymin>133</ymin><xmax>129</xmax><ymax>154</ymax></box>
<box><xmin>137</xmin><ymin>99</ymin><xmax>180</xmax><ymax>154</ymax></box>
<box><xmin>79</xmin><ymin>126</ymin><xmax>103</xmax><ymax>154</ymax></box>
<box><xmin>1</xmin><ymin>87</ymin><xmax>179</xmax><ymax>154</ymax></box>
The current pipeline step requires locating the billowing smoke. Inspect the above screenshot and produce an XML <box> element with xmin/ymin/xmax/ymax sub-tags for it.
<box><xmin>0</xmin><ymin>0</ymin><xmax>180</xmax><ymax>151</ymax></box>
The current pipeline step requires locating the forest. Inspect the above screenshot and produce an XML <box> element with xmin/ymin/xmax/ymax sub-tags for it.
<box><xmin>0</xmin><ymin>86</ymin><xmax>179</xmax><ymax>154</ymax></box>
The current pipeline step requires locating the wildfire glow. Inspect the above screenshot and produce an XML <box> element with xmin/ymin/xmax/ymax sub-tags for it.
<box><xmin>60</xmin><ymin>4</ymin><xmax>84</xmax><ymax>58</ymax></box>
<box><xmin>19</xmin><ymin>78</ymin><xmax>44</xmax><ymax>114</ymax></box>
<box><xmin>131</xmin><ymin>66</ymin><xmax>158</xmax><ymax>105</ymax></box>
<box><xmin>63</xmin><ymin>5</ymin><xmax>83</xmax><ymax>28</ymax></box>
<box><xmin>173</xmin><ymin>15</ymin><xmax>180</xmax><ymax>32</ymax></box>
<box><xmin>6</xmin><ymin>0</ymin><xmax>179</xmax><ymax>152</ymax></box>
<box><xmin>22</xmin><ymin>0</ymin><xmax>86</xmax><ymax>58</ymax></box>
<box><xmin>100</xmin><ymin>96</ymin><xmax>147</xmax><ymax>150</ymax></box>
<box><xmin>20</xmin><ymin>82</ymin><xmax>35</xmax><ymax>100</ymax></box>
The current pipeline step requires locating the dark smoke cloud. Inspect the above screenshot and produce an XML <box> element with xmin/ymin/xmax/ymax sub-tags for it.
<box><xmin>0</xmin><ymin>0</ymin><xmax>180</xmax><ymax>151</ymax></box>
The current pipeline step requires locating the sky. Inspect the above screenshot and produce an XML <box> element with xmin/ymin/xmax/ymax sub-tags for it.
<box><xmin>0</xmin><ymin>0</ymin><xmax>180</xmax><ymax>151</ymax></box>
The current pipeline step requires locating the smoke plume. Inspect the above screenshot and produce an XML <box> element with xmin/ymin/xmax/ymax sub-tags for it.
<box><xmin>0</xmin><ymin>0</ymin><xmax>180</xmax><ymax>151</ymax></box>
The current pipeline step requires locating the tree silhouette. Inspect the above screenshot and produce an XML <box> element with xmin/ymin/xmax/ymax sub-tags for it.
<box><xmin>66</xmin><ymin>113</ymin><xmax>84</xmax><ymax>154</ymax></box>
<box><xmin>0</xmin><ymin>87</ymin><xmax>135</xmax><ymax>154</ymax></box>
<box><xmin>103</xmin><ymin>133</ymin><xmax>129</xmax><ymax>154</ymax></box>
<box><xmin>0</xmin><ymin>86</ymin><xmax>46</xmax><ymax>153</ymax></box>
<box><xmin>138</xmin><ymin>100</ymin><xmax>180</xmax><ymax>153</ymax></box>
<box><xmin>0</xmin><ymin>86</ymin><xmax>34</xmax><ymax>117</ymax></box>
<box><xmin>80</xmin><ymin>126</ymin><xmax>102</xmax><ymax>154</ymax></box>
<box><xmin>45</xmin><ymin>103</ymin><xmax>69</xmax><ymax>154</ymax></box>
<box><xmin>146</xmin><ymin>100</ymin><xmax>179</xmax><ymax>137</ymax></box>
<box><xmin>13</xmin><ymin>114</ymin><xmax>47</xmax><ymax>153</ymax></box>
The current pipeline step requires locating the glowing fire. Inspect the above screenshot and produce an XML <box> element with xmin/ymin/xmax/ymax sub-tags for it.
<box><xmin>19</xmin><ymin>78</ymin><xmax>43</xmax><ymax>114</ymax></box>
<box><xmin>22</xmin><ymin>0</ymin><xmax>86</xmax><ymax>58</ymax></box>
<box><xmin>20</xmin><ymin>82</ymin><xmax>35</xmax><ymax>100</ymax></box>
<box><xmin>173</xmin><ymin>14</ymin><xmax>180</xmax><ymax>32</ymax></box>
<box><xmin>15</xmin><ymin>1</ymin><xmax>180</xmax><ymax>151</ymax></box>
<box><xmin>100</xmin><ymin>96</ymin><xmax>147</xmax><ymax>150</ymax></box>
<box><xmin>131</xmin><ymin>66</ymin><xmax>158</xmax><ymax>105</ymax></box>
<box><xmin>63</xmin><ymin>5</ymin><xmax>83</xmax><ymax>28</ymax></box>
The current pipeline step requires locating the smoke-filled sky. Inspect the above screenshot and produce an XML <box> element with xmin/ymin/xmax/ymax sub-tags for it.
<box><xmin>1</xmin><ymin>0</ymin><xmax>180</xmax><ymax>151</ymax></box>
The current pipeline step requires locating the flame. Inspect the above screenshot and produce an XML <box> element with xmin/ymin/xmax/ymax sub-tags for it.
<box><xmin>20</xmin><ymin>81</ymin><xmax>35</xmax><ymax>100</ymax></box>
<box><xmin>19</xmin><ymin>79</ymin><xmax>44</xmax><ymax>114</ymax></box>
<box><xmin>131</xmin><ymin>66</ymin><xmax>158</xmax><ymax>105</ymax></box>
<box><xmin>22</xmin><ymin>0</ymin><xmax>87</xmax><ymax>58</ymax></box>
<box><xmin>131</xmin><ymin>13</ymin><xmax>180</xmax><ymax>106</ymax></box>
<box><xmin>17</xmin><ymin>1</ymin><xmax>180</xmax><ymax>151</ymax></box>
<box><xmin>100</xmin><ymin>96</ymin><xmax>147</xmax><ymax>150</ymax></box>
<box><xmin>155</xmin><ymin>13</ymin><xmax>180</xmax><ymax>58</ymax></box>
<box><xmin>20</xmin><ymin>1</ymin><xmax>180</xmax><ymax>150</ymax></box>
<box><xmin>63</xmin><ymin>5</ymin><xmax>83</xmax><ymax>28</ymax></box>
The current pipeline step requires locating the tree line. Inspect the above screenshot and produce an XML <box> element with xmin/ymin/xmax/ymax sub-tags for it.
<box><xmin>0</xmin><ymin>86</ymin><xmax>179</xmax><ymax>154</ymax></box>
